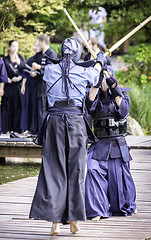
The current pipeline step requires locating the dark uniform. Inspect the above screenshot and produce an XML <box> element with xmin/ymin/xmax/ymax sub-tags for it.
<box><xmin>84</xmin><ymin>51</ymin><xmax>111</xmax><ymax>65</ymax></box>
<box><xmin>85</xmin><ymin>66</ymin><xmax>136</xmax><ymax>218</ymax></box>
<box><xmin>1</xmin><ymin>54</ymin><xmax>26</xmax><ymax>133</ymax></box>
<box><xmin>29</xmin><ymin>38</ymin><xmax>104</xmax><ymax>224</ymax></box>
<box><xmin>20</xmin><ymin>69</ymin><xmax>35</xmax><ymax>132</ymax></box>
<box><xmin>27</xmin><ymin>48</ymin><xmax>57</xmax><ymax>134</ymax></box>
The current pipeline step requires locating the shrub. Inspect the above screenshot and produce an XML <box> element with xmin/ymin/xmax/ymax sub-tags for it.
<box><xmin>127</xmin><ymin>83</ymin><xmax>151</xmax><ymax>135</ymax></box>
<box><xmin>0</xmin><ymin>27</ymin><xmax>61</xmax><ymax>60</ymax></box>
<box><xmin>50</xmin><ymin>43</ymin><xmax>61</xmax><ymax>58</ymax></box>
<box><xmin>116</xmin><ymin>44</ymin><xmax>151</xmax><ymax>85</ymax></box>
<box><xmin>115</xmin><ymin>43</ymin><xmax>151</xmax><ymax>135</ymax></box>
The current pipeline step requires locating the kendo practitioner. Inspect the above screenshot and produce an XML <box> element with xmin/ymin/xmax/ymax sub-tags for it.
<box><xmin>21</xmin><ymin>39</ymin><xmax>41</xmax><ymax>134</ymax></box>
<box><xmin>27</xmin><ymin>34</ymin><xmax>57</xmax><ymax>134</ymax></box>
<box><xmin>85</xmin><ymin>65</ymin><xmax>137</xmax><ymax>220</ymax></box>
<box><xmin>1</xmin><ymin>40</ymin><xmax>26</xmax><ymax>134</ymax></box>
<box><xmin>0</xmin><ymin>57</ymin><xmax>8</xmax><ymax>134</ymax></box>
<box><xmin>84</xmin><ymin>37</ymin><xmax>111</xmax><ymax>65</ymax></box>
<box><xmin>29</xmin><ymin>37</ymin><xmax>106</xmax><ymax>236</ymax></box>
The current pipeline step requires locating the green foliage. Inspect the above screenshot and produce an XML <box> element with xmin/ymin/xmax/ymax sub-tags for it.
<box><xmin>104</xmin><ymin>0</ymin><xmax>151</xmax><ymax>46</ymax></box>
<box><xmin>115</xmin><ymin>43</ymin><xmax>151</xmax><ymax>135</ymax></box>
<box><xmin>0</xmin><ymin>26</ymin><xmax>37</xmax><ymax>59</ymax></box>
<box><xmin>64</xmin><ymin>0</ymin><xmax>151</xmax><ymax>47</ymax></box>
<box><xmin>50</xmin><ymin>43</ymin><xmax>61</xmax><ymax>58</ymax></box>
<box><xmin>127</xmin><ymin>83</ymin><xmax>151</xmax><ymax>135</ymax></box>
<box><xmin>0</xmin><ymin>0</ymin><xmax>68</xmax><ymax>58</ymax></box>
<box><xmin>51</xmin><ymin>8</ymin><xmax>90</xmax><ymax>42</ymax></box>
<box><xmin>0</xmin><ymin>26</ymin><xmax>62</xmax><ymax>60</ymax></box>
<box><xmin>0</xmin><ymin>0</ymin><xmax>151</xmax><ymax>48</ymax></box>
<box><xmin>116</xmin><ymin>44</ymin><xmax>151</xmax><ymax>85</ymax></box>
<box><xmin>0</xmin><ymin>0</ymin><xmax>68</xmax><ymax>32</ymax></box>
<box><xmin>0</xmin><ymin>0</ymin><xmax>17</xmax><ymax>31</ymax></box>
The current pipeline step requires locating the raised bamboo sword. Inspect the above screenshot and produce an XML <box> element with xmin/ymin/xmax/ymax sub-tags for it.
<box><xmin>63</xmin><ymin>9</ymin><xmax>151</xmax><ymax>59</ymax></box>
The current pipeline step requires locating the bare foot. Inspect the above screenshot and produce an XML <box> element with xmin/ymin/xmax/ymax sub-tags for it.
<box><xmin>91</xmin><ymin>216</ymin><xmax>101</xmax><ymax>221</ymax></box>
<box><xmin>69</xmin><ymin>221</ymin><xmax>80</xmax><ymax>234</ymax></box>
<box><xmin>50</xmin><ymin>222</ymin><xmax>60</xmax><ymax>236</ymax></box>
<box><xmin>134</xmin><ymin>208</ymin><xmax>138</xmax><ymax>214</ymax></box>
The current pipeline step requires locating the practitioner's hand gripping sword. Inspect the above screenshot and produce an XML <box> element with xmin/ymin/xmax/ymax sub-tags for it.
<box><xmin>63</xmin><ymin>9</ymin><xmax>151</xmax><ymax>59</ymax></box>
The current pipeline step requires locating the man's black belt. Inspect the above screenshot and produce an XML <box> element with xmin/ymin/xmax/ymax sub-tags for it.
<box><xmin>47</xmin><ymin>100</ymin><xmax>83</xmax><ymax>115</ymax></box>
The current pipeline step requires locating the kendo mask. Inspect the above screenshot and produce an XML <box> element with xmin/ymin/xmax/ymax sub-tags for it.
<box><xmin>61</xmin><ymin>38</ymin><xmax>82</xmax><ymax>62</ymax></box>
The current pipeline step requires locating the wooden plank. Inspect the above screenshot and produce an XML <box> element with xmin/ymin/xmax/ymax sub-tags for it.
<box><xmin>0</xmin><ymin>136</ymin><xmax>151</xmax><ymax>160</ymax></box>
<box><xmin>0</xmin><ymin>149</ymin><xmax>151</xmax><ymax>240</ymax></box>
<box><xmin>0</xmin><ymin>146</ymin><xmax>42</xmax><ymax>158</ymax></box>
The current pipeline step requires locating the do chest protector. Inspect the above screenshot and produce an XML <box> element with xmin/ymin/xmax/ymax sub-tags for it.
<box><xmin>93</xmin><ymin>102</ymin><xmax>128</xmax><ymax>138</ymax></box>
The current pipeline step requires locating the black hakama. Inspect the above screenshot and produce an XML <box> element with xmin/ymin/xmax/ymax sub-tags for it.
<box><xmin>29</xmin><ymin>105</ymin><xmax>87</xmax><ymax>223</ymax></box>
<box><xmin>20</xmin><ymin>74</ymin><xmax>36</xmax><ymax>131</ymax></box>
<box><xmin>27</xmin><ymin>48</ymin><xmax>57</xmax><ymax>134</ymax></box>
<box><xmin>1</xmin><ymin>54</ymin><xmax>26</xmax><ymax>133</ymax></box>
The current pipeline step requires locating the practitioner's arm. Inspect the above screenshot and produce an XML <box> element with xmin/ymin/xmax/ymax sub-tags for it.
<box><xmin>89</xmin><ymin>54</ymin><xmax>106</xmax><ymax>101</ymax></box>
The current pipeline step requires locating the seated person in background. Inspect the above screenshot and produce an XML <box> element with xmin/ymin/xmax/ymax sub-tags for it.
<box><xmin>71</xmin><ymin>31</ymin><xmax>78</xmax><ymax>39</ymax></box>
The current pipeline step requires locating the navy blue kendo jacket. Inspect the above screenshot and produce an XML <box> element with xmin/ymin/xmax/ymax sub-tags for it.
<box><xmin>85</xmin><ymin>89</ymin><xmax>132</xmax><ymax>162</ymax></box>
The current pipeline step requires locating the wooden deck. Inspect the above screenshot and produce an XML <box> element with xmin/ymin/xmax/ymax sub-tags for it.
<box><xmin>0</xmin><ymin>136</ymin><xmax>151</xmax><ymax>160</ymax></box>
<box><xmin>0</xmin><ymin>148</ymin><xmax>151</xmax><ymax>240</ymax></box>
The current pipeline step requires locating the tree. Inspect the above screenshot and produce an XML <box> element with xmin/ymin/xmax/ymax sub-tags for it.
<box><xmin>0</xmin><ymin>0</ymin><xmax>151</xmax><ymax>58</ymax></box>
<box><xmin>0</xmin><ymin>0</ymin><xmax>68</xmax><ymax>58</ymax></box>
<box><xmin>51</xmin><ymin>0</ymin><xmax>151</xmax><ymax>46</ymax></box>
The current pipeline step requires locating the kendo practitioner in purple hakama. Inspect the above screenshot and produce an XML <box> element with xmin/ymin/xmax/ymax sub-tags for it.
<box><xmin>29</xmin><ymin>38</ymin><xmax>106</xmax><ymax>235</ymax></box>
<box><xmin>0</xmin><ymin>57</ymin><xmax>8</xmax><ymax>134</ymax></box>
<box><xmin>27</xmin><ymin>34</ymin><xmax>57</xmax><ymax>134</ymax></box>
<box><xmin>85</xmin><ymin>65</ymin><xmax>137</xmax><ymax>220</ymax></box>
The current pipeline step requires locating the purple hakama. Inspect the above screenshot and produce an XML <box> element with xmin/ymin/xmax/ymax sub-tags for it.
<box><xmin>85</xmin><ymin>139</ymin><xmax>136</xmax><ymax>217</ymax></box>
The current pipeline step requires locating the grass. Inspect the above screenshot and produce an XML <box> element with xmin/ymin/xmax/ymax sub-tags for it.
<box><xmin>128</xmin><ymin>83</ymin><xmax>151</xmax><ymax>135</ymax></box>
<box><xmin>0</xmin><ymin>162</ymin><xmax>40</xmax><ymax>185</ymax></box>
<box><xmin>128</xmin><ymin>43</ymin><xmax>151</xmax><ymax>55</ymax></box>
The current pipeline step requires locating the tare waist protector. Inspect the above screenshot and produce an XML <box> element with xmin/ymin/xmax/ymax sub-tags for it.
<box><xmin>94</xmin><ymin>118</ymin><xmax>127</xmax><ymax>138</ymax></box>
